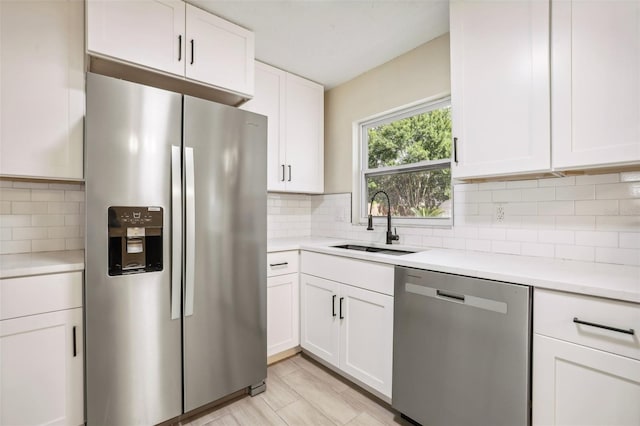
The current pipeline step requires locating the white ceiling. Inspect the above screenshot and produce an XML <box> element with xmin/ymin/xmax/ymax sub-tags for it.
<box><xmin>190</xmin><ymin>0</ymin><xmax>450</xmax><ymax>89</ymax></box>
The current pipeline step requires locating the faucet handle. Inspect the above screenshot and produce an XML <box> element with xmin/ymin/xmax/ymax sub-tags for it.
<box><xmin>392</xmin><ymin>227</ymin><xmax>400</xmax><ymax>241</ymax></box>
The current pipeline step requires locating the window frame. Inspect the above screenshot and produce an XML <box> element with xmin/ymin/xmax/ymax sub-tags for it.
<box><xmin>352</xmin><ymin>96</ymin><xmax>453</xmax><ymax>227</ymax></box>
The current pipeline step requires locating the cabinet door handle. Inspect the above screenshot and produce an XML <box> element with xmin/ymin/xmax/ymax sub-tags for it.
<box><xmin>281</xmin><ymin>164</ymin><xmax>286</xmax><ymax>181</ymax></box>
<box><xmin>453</xmin><ymin>137</ymin><xmax>458</xmax><ymax>164</ymax></box>
<box><xmin>332</xmin><ymin>295</ymin><xmax>336</xmax><ymax>317</ymax></box>
<box><xmin>178</xmin><ymin>35</ymin><xmax>182</xmax><ymax>61</ymax></box>
<box><xmin>72</xmin><ymin>326</ymin><xmax>77</xmax><ymax>357</ymax></box>
<box><xmin>190</xmin><ymin>39</ymin><xmax>195</xmax><ymax>65</ymax></box>
<box><xmin>269</xmin><ymin>262</ymin><xmax>288</xmax><ymax>267</ymax></box>
<box><xmin>339</xmin><ymin>297</ymin><xmax>344</xmax><ymax>319</ymax></box>
<box><xmin>573</xmin><ymin>317</ymin><xmax>635</xmax><ymax>335</ymax></box>
<box><xmin>288</xmin><ymin>165</ymin><xmax>292</xmax><ymax>182</ymax></box>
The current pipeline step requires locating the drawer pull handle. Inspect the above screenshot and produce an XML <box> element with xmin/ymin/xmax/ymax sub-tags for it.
<box><xmin>573</xmin><ymin>317</ymin><xmax>635</xmax><ymax>336</ymax></box>
<box><xmin>332</xmin><ymin>294</ymin><xmax>336</xmax><ymax>317</ymax></box>
<box><xmin>269</xmin><ymin>262</ymin><xmax>288</xmax><ymax>267</ymax></box>
<box><xmin>72</xmin><ymin>326</ymin><xmax>77</xmax><ymax>357</ymax></box>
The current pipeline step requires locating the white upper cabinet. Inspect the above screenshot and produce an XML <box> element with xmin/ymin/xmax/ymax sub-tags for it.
<box><xmin>87</xmin><ymin>0</ymin><xmax>185</xmax><ymax>77</ymax></box>
<box><xmin>284</xmin><ymin>73</ymin><xmax>324</xmax><ymax>193</ymax></box>
<box><xmin>185</xmin><ymin>4</ymin><xmax>254</xmax><ymax>96</ymax></box>
<box><xmin>450</xmin><ymin>0</ymin><xmax>550</xmax><ymax>179</ymax></box>
<box><xmin>552</xmin><ymin>0</ymin><xmax>640</xmax><ymax>170</ymax></box>
<box><xmin>87</xmin><ymin>0</ymin><xmax>254</xmax><ymax>97</ymax></box>
<box><xmin>241</xmin><ymin>62</ymin><xmax>286</xmax><ymax>191</ymax></box>
<box><xmin>0</xmin><ymin>0</ymin><xmax>84</xmax><ymax>180</ymax></box>
<box><xmin>241</xmin><ymin>62</ymin><xmax>324</xmax><ymax>193</ymax></box>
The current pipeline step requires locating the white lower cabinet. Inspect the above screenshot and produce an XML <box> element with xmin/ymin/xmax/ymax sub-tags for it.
<box><xmin>266</xmin><ymin>250</ymin><xmax>300</xmax><ymax>358</ymax></box>
<box><xmin>300</xmin><ymin>272</ymin><xmax>394</xmax><ymax>399</ymax></box>
<box><xmin>0</xmin><ymin>308</ymin><xmax>84</xmax><ymax>426</ymax></box>
<box><xmin>267</xmin><ymin>273</ymin><xmax>300</xmax><ymax>357</ymax></box>
<box><xmin>533</xmin><ymin>334</ymin><xmax>640</xmax><ymax>426</ymax></box>
<box><xmin>533</xmin><ymin>288</ymin><xmax>640</xmax><ymax>426</ymax></box>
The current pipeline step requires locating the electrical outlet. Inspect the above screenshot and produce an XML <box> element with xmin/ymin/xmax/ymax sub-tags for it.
<box><xmin>495</xmin><ymin>205</ymin><xmax>505</xmax><ymax>223</ymax></box>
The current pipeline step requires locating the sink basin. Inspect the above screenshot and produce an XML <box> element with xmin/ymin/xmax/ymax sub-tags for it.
<box><xmin>332</xmin><ymin>244</ymin><xmax>415</xmax><ymax>256</ymax></box>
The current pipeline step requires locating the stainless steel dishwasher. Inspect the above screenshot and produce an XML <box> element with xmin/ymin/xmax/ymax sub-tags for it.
<box><xmin>393</xmin><ymin>266</ymin><xmax>532</xmax><ymax>426</ymax></box>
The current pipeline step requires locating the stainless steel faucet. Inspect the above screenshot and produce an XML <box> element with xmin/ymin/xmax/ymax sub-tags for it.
<box><xmin>367</xmin><ymin>190</ymin><xmax>400</xmax><ymax>245</ymax></box>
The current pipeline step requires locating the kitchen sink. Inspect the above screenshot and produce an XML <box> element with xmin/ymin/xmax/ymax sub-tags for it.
<box><xmin>332</xmin><ymin>244</ymin><xmax>416</xmax><ymax>256</ymax></box>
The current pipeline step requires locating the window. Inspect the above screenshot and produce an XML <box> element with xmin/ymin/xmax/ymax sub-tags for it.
<box><xmin>356</xmin><ymin>98</ymin><xmax>452</xmax><ymax>226</ymax></box>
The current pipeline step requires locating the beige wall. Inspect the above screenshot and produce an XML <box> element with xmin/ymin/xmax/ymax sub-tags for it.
<box><xmin>324</xmin><ymin>33</ymin><xmax>451</xmax><ymax>193</ymax></box>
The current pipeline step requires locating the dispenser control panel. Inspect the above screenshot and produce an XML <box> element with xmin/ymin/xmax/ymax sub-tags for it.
<box><xmin>108</xmin><ymin>206</ymin><xmax>163</xmax><ymax>275</ymax></box>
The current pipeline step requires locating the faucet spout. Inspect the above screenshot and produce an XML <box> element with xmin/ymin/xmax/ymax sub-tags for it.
<box><xmin>367</xmin><ymin>190</ymin><xmax>400</xmax><ymax>245</ymax></box>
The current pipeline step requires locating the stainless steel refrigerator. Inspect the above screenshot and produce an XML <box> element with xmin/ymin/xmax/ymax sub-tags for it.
<box><xmin>85</xmin><ymin>72</ymin><xmax>267</xmax><ymax>425</ymax></box>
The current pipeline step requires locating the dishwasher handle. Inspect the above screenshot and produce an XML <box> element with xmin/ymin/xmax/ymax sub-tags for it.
<box><xmin>436</xmin><ymin>289</ymin><xmax>465</xmax><ymax>302</ymax></box>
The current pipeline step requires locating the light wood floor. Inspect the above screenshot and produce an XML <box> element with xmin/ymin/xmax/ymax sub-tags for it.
<box><xmin>182</xmin><ymin>353</ymin><xmax>411</xmax><ymax>426</ymax></box>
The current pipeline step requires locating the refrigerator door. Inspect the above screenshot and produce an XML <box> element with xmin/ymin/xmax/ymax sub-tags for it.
<box><xmin>85</xmin><ymin>73</ymin><xmax>183</xmax><ymax>425</ymax></box>
<box><xmin>182</xmin><ymin>96</ymin><xmax>267</xmax><ymax>412</ymax></box>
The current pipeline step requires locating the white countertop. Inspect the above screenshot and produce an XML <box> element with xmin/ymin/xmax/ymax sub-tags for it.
<box><xmin>0</xmin><ymin>250</ymin><xmax>85</xmax><ymax>279</ymax></box>
<box><xmin>268</xmin><ymin>238</ymin><xmax>640</xmax><ymax>304</ymax></box>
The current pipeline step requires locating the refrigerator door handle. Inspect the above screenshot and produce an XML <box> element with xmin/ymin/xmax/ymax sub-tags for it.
<box><xmin>185</xmin><ymin>146</ymin><xmax>196</xmax><ymax>317</ymax></box>
<box><xmin>171</xmin><ymin>146</ymin><xmax>182</xmax><ymax>320</ymax></box>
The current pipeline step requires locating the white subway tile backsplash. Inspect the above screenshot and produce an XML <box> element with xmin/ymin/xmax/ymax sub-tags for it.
<box><xmin>504</xmin><ymin>202</ymin><xmax>537</xmax><ymax>216</ymax></box>
<box><xmin>48</xmin><ymin>183</ymin><xmax>83</xmax><ymax>191</ymax></box>
<box><xmin>12</xmin><ymin>227</ymin><xmax>48</xmax><ymax>241</ymax></box>
<box><xmin>0</xmin><ymin>188</ymin><xmax>31</xmax><ymax>201</ymax></box>
<box><xmin>595</xmin><ymin>247</ymin><xmax>640</xmax><ymax>266</ymax></box>
<box><xmin>47</xmin><ymin>226</ymin><xmax>80</xmax><ymax>239</ymax></box>
<box><xmin>506</xmin><ymin>180</ymin><xmax>538</xmax><ymax>189</ymax></box>
<box><xmin>0</xmin><ymin>215</ymin><xmax>31</xmax><ymax>228</ymax></box>
<box><xmin>620</xmin><ymin>171</ymin><xmax>640</xmax><ymax>182</ymax></box>
<box><xmin>575</xmin><ymin>231</ymin><xmax>619</xmax><ymax>248</ymax></box>
<box><xmin>555</xmin><ymin>245</ymin><xmax>595</xmax><ymax>262</ymax></box>
<box><xmin>595</xmin><ymin>182</ymin><xmax>640</xmax><ymax>199</ymax></box>
<box><xmin>0</xmin><ymin>228</ymin><xmax>12</xmax><ymax>241</ymax></box>
<box><xmin>442</xmin><ymin>237</ymin><xmax>466</xmax><ymax>250</ymax></box>
<box><xmin>65</xmin><ymin>238</ymin><xmax>84</xmax><ymax>250</ymax></box>
<box><xmin>538</xmin><ymin>176</ymin><xmax>576</xmax><ymax>187</ymax></box>
<box><xmin>32</xmin><ymin>239</ymin><xmax>65</xmax><ymax>252</ymax></box>
<box><xmin>521</xmin><ymin>243</ymin><xmax>555</xmax><ymax>258</ymax></box>
<box><xmin>506</xmin><ymin>229</ymin><xmax>538</xmax><ymax>243</ymax></box>
<box><xmin>619</xmin><ymin>233</ymin><xmax>640</xmax><ymax>249</ymax></box>
<box><xmin>478</xmin><ymin>227</ymin><xmax>506</xmax><ymax>241</ymax></box>
<box><xmin>491</xmin><ymin>240</ymin><xmax>521</xmax><ymax>255</ymax></box>
<box><xmin>555</xmin><ymin>185</ymin><xmax>595</xmax><ymax>201</ymax></box>
<box><xmin>492</xmin><ymin>189</ymin><xmax>522</xmax><ymax>202</ymax></box>
<box><xmin>31</xmin><ymin>190</ymin><xmax>64</xmax><ymax>202</ymax></box>
<box><xmin>619</xmin><ymin>199</ymin><xmax>640</xmax><ymax>215</ymax></box>
<box><xmin>64</xmin><ymin>190</ymin><xmax>85</xmax><ymax>202</ymax></box>
<box><xmin>0</xmin><ymin>240</ymin><xmax>31</xmax><ymax>254</ymax></box>
<box><xmin>466</xmin><ymin>239</ymin><xmax>491</xmax><ymax>252</ymax></box>
<box><xmin>12</xmin><ymin>181</ymin><xmax>49</xmax><ymax>189</ymax></box>
<box><xmin>0</xmin><ymin>201</ymin><xmax>11</xmax><ymax>215</ymax></box>
<box><xmin>453</xmin><ymin>183</ymin><xmax>479</xmax><ymax>192</ymax></box>
<box><xmin>537</xmin><ymin>201</ymin><xmax>574</xmax><ymax>216</ymax></box>
<box><xmin>32</xmin><ymin>214</ymin><xmax>65</xmax><ymax>227</ymax></box>
<box><xmin>596</xmin><ymin>216</ymin><xmax>640</xmax><ymax>232</ymax></box>
<box><xmin>12</xmin><ymin>201</ymin><xmax>48</xmax><ymax>215</ymax></box>
<box><xmin>539</xmin><ymin>230</ymin><xmax>575</xmax><ymax>244</ymax></box>
<box><xmin>478</xmin><ymin>181</ymin><xmax>506</xmax><ymax>190</ymax></box>
<box><xmin>575</xmin><ymin>173</ymin><xmax>619</xmax><ymax>185</ymax></box>
<box><xmin>575</xmin><ymin>200</ymin><xmax>619</xmax><ymax>215</ymax></box>
<box><xmin>48</xmin><ymin>202</ymin><xmax>79</xmax><ymax>215</ymax></box>
<box><xmin>422</xmin><ymin>236</ymin><xmax>444</xmax><ymax>247</ymax></box>
<box><xmin>521</xmin><ymin>187</ymin><xmax>555</xmax><ymax>202</ymax></box>
<box><xmin>555</xmin><ymin>216</ymin><xmax>596</xmax><ymax>231</ymax></box>
<box><xmin>0</xmin><ymin>181</ymin><xmax>13</xmax><ymax>188</ymax></box>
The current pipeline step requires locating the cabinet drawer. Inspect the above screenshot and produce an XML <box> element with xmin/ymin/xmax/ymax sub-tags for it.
<box><xmin>534</xmin><ymin>288</ymin><xmax>639</xmax><ymax>361</ymax></box>
<box><xmin>267</xmin><ymin>251</ymin><xmax>299</xmax><ymax>277</ymax></box>
<box><xmin>301</xmin><ymin>251</ymin><xmax>394</xmax><ymax>296</ymax></box>
<box><xmin>0</xmin><ymin>272</ymin><xmax>83</xmax><ymax>321</ymax></box>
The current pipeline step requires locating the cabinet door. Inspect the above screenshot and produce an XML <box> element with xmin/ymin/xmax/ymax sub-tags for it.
<box><xmin>0</xmin><ymin>0</ymin><xmax>84</xmax><ymax>180</ymax></box>
<box><xmin>284</xmin><ymin>73</ymin><xmax>324</xmax><ymax>193</ymax></box>
<box><xmin>267</xmin><ymin>273</ymin><xmax>299</xmax><ymax>357</ymax></box>
<box><xmin>241</xmin><ymin>62</ymin><xmax>287</xmax><ymax>191</ymax></box>
<box><xmin>0</xmin><ymin>308</ymin><xmax>83</xmax><ymax>426</ymax></box>
<box><xmin>552</xmin><ymin>1</ymin><xmax>640</xmax><ymax>169</ymax></box>
<box><xmin>87</xmin><ymin>0</ymin><xmax>185</xmax><ymax>76</ymax></box>
<box><xmin>300</xmin><ymin>274</ymin><xmax>340</xmax><ymax>367</ymax></box>
<box><xmin>450</xmin><ymin>0</ymin><xmax>550</xmax><ymax>178</ymax></box>
<box><xmin>533</xmin><ymin>334</ymin><xmax>640</xmax><ymax>426</ymax></box>
<box><xmin>339</xmin><ymin>284</ymin><xmax>394</xmax><ymax>398</ymax></box>
<box><xmin>185</xmin><ymin>4</ymin><xmax>254</xmax><ymax>96</ymax></box>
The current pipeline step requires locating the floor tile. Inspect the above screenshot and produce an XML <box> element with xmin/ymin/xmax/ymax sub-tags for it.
<box><xmin>269</xmin><ymin>355</ymin><xmax>301</xmax><ymax>379</ymax></box>
<box><xmin>292</xmin><ymin>355</ymin><xmax>350</xmax><ymax>393</ymax></box>
<box><xmin>260</xmin><ymin>373</ymin><xmax>301</xmax><ymax>411</ymax></box>
<box><xmin>280</xmin><ymin>368</ymin><xmax>359</xmax><ymax>425</ymax></box>
<box><xmin>339</xmin><ymin>387</ymin><xmax>401</xmax><ymax>426</ymax></box>
<box><xmin>345</xmin><ymin>412</ymin><xmax>387</xmax><ymax>426</ymax></box>
<box><xmin>202</xmin><ymin>413</ymin><xmax>240</xmax><ymax>426</ymax></box>
<box><xmin>276</xmin><ymin>399</ymin><xmax>337</xmax><ymax>426</ymax></box>
<box><xmin>225</xmin><ymin>396</ymin><xmax>287</xmax><ymax>425</ymax></box>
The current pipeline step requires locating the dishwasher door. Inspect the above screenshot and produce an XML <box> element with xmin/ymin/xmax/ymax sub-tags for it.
<box><xmin>392</xmin><ymin>266</ymin><xmax>531</xmax><ymax>426</ymax></box>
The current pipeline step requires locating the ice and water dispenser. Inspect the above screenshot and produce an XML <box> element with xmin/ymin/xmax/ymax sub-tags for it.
<box><xmin>108</xmin><ymin>206</ymin><xmax>163</xmax><ymax>275</ymax></box>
